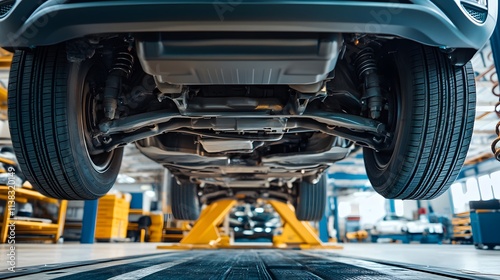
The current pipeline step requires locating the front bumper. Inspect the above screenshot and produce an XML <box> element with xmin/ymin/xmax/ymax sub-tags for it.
<box><xmin>0</xmin><ymin>0</ymin><xmax>497</xmax><ymax>49</ymax></box>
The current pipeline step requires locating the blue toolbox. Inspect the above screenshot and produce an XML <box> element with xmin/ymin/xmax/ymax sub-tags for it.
<box><xmin>469</xmin><ymin>200</ymin><xmax>500</xmax><ymax>250</ymax></box>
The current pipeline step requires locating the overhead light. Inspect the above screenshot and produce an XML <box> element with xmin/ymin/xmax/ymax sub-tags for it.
<box><xmin>145</xmin><ymin>190</ymin><xmax>156</xmax><ymax>198</ymax></box>
<box><xmin>117</xmin><ymin>174</ymin><xmax>136</xmax><ymax>184</ymax></box>
<box><xmin>140</xmin><ymin>184</ymin><xmax>152</xmax><ymax>191</ymax></box>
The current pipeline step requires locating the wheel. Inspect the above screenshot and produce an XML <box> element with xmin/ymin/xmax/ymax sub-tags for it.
<box><xmin>171</xmin><ymin>178</ymin><xmax>201</xmax><ymax>220</ymax></box>
<box><xmin>363</xmin><ymin>41</ymin><xmax>476</xmax><ymax>199</ymax></box>
<box><xmin>8</xmin><ymin>46</ymin><xmax>123</xmax><ymax>199</ymax></box>
<box><xmin>295</xmin><ymin>174</ymin><xmax>327</xmax><ymax>221</ymax></box>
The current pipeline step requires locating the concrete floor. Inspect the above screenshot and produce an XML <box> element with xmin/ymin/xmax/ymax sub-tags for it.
<box><xmin>1</xmin><ymin>243</ymin><xmax>499</xmax><ymax>278</ymax></box>
<box><xmin>340</xmin><ymin>243</ymin><xmax>500</xmax><ymax>277</ymax></box>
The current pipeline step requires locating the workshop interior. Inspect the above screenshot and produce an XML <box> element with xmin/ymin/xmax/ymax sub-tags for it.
<box><xmin>0</xmin><ymin>0</ymin><xmax>499</xmax><ymax>279</ymax></box>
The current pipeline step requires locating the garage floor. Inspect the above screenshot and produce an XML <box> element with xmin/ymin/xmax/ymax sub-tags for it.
<box><xmin>1</xmin><ymin>243</ymin><xmax>499</xmax><ymax>279</ymax></box>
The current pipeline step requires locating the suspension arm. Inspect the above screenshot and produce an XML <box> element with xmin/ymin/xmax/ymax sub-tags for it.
<box><xmin>99</xmin><ymin>109</ymin><xmax>386</xmax><ymax>135</ymax></box>
<box><xmin>96</xmin><ymin>112</ymin><xmax>389</xmax><ymax>152</ymax></box>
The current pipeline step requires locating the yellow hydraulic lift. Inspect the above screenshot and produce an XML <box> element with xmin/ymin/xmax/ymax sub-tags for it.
<box><xmin>158</xmin><ymin>199</ymin><xmax>342</xmax><ymax>250</ymax></box>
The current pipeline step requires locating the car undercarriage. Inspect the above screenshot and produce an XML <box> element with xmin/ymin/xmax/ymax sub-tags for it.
<box><xmin>83</xmin><ymin>33</ymin><xmax>394</xmax><ymax>201</ymax></box>
<box><xmin>1</xmin><ymin>0</ymin><xmax>497</xmax><ymax>221</ymax></box>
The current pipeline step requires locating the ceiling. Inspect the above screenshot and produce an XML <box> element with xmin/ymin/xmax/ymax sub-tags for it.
<box><xmin>467</xmin><ymin>42</ymin><xmax>499</xmax><ymax>162</ymax></box>
<box><xmin>117</xmin><ymin>144</ymin><xmax>164</xmax><ymax>184</ymax></box>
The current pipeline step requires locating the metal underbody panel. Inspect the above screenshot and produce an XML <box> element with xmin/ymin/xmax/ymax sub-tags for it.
<box><xmin>136</xmin><ymin>33</ymin><xmax>343</xmax><ymax>86</ymax></box>
<box><xmin>0</xmin><ymin>0</ymin><xmax>496</xmax><ymax>50</ymax></box>
<box><xmin>136</xmin><ymin>140</ymin><xmax>350</xmax><ymax>188</ymax></box>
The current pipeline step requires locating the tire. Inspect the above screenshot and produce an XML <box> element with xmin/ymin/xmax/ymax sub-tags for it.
<box><xmin>363</xmin><ymin>41</ymin><xmax>476</xmax><ymax>199</ymax></box>
<box><xmin>295</xmin><ymin>175</ymin><xmax>327</xmax><ymax>221</ymax></box>
<box><xmin>8</xmin><ymin>46</ymin><xmax>123</xmax><ymax>200</ymax></box>
<box><xmin>171</xmin><ymin>179</ymin><xmax>201</xmax><ymax>220</ymax></box>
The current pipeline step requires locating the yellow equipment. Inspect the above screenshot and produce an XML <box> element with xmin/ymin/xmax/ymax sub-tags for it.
<box><xmin>451</xmin><ymin>212</ymin><xmax>472</xmax><ymax>244</ymax></box>
<box><xmin>148</xmin><ymin>213</ymin><xmax>164</xmax><ymax>242</ymax></box>
<box><xmin>162</xmin><ymin>222</ymin><xmax>191</xmax><ymax>242</ymax></box>
<box><xmin>0</xmin><ymin>186</ymin><xmax>67</xmax><ymax>243</ymax></box>
<box><xmin>0</xmin><ymin>48</ymin><xmax>12</xmax><ymax>69</ymax></box>
<box><xmin>345</xmin><ymin>230</ymin><xmax>369</xmax><ymax>242</ymax></box>
<box><xmin>95</xmin><ymin>194</ymin><xmax>130</xmax><ymax>240</ymax></box>
<box><xmin>161</xmin><ymin>199</ymin><xmax>236</xmax><ymax>249</ymax></box>
<box><xmin>158</xmin><ymin>199</ymin><xmax>342</xmax><ymax>250</ymax></box>
<box><xmin>0</xmin><ymin>85</ymin><xmax>6</xmax><ymax>113</ymax></box>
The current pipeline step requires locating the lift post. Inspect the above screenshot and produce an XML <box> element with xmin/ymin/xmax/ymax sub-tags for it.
<box><xmin>268</xmin><ymin>200</ymin><xmax>341</xmax><ymax>249</ymax></box>
<box><xmin>158</xmin><ymin>199</ymin><xmax>342</xmax><ymax>250</ymax></box>
<box><xmin>158</xmin><ymin>199</ymin><xmax>237</xmax><ymax>249</ymax></box>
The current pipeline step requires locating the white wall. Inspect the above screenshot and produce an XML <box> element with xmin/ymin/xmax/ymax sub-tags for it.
<box><xmin>428</xmin><ymin>190</ymin><xmax>453</xmax><ymax>216</ymax></box>
<box><xmin>402</xmin><ymin>200</ymin><xmax>418</xmax><ymax>220</ymax></box>
<box><xmin>337</xmin><ymin>192</ymin><xmax>386</xmax><ymax>235</ymax></box>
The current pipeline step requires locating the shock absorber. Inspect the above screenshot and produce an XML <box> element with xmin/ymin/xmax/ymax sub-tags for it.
<box><xmin>103</xmin><ymin>51</ymin><xmax>134</xmax><ymax>120</ymax></box>
<box><xmin>354</xmin><ymin>47</ymin><xmax>383</xmax><ymax>119</ymax></box>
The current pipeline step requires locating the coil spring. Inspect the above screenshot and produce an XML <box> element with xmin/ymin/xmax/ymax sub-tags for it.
<box><xmin>111</xmin><ymin>51</ymin><xmax>134</xmax><ymax>78</ymax></box>
<box><xmin>493</xmin><ymin>102</ymin><xmax>500</xmax><ymax>161</ymax></box>
<box><xmin>354</xmin><ymin>47</ymin><xmax>377</xmax><ymax>78</ymax></box>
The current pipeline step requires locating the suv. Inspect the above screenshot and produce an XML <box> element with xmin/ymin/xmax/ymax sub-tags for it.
<box><xmin>0</xmin><ymin>0</ymin><xmax>496</xmax><ymax>220</ymax></box>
